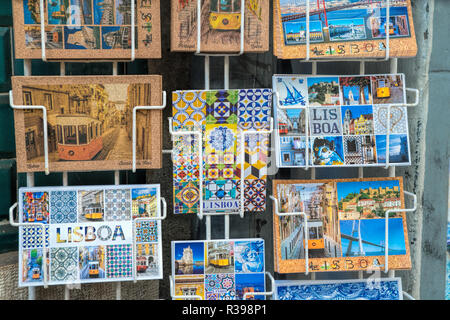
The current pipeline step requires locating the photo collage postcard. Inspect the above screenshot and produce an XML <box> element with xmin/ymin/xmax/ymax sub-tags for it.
<box><xmin>13</xmin><ymin>0</ymin><xmax>161</xmax><ymax>59</ymax></box>
<box><xmin>273</xmin><ymin>74</ymin><xmax>410</xmax><ymax>168</ymax></box>
<box><xmin>273</xmin><ymin>177</ymin><xmax>411</xmax><ymax>274</ymax></box>
<box><xmin>170</xmin><ymin>0</ymin><xmax>269</xmax><ymax>53</ymax></box>
<box><xmin>12</xmin><ymin>75</ymin><xmax>163</xmax><ymax>173</ymax></box>
<box><xmin>273</xmin><ymin>0</ymin><xmax>417</xmax><ymax>59</ymax></box>
<box><xmin>274</xmin><ymin>278</ymin><xmax>403</xmax><ymax>300</ymax></box>
<box><xmin>172</xmin><ymin>89</ymin><xmax>272</xmax><ymax>214</ymax></box>
<box><xmin>18</xmin><ymin>184</ymin><xmax>163</xmax><ymax>287</ymax></box>
<box><xmin>172</xmin><ymin>239</ymin><xmax>265</xmax><ymax>300</ymax></box>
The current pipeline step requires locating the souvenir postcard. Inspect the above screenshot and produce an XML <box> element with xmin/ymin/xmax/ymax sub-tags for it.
<box><xmin>171</xmin><ymin>0</ymin><xmax>269</xmax><ymax>53</ymax></box>
<box><xmin>12</xmin><ymin>75</ymin><xmax>163</xmax><ymax>173</ymax></box>
<box><xmin>13</xmin><ymin>0</ymin><xmax>161</xmax><ymax>60</ymax></box>
<box><xmin>172</xmin><ymin>89</ymin><xmax>271</xmax><ymax>214</ymax></box>
<box><xmin>273</xmin><ymin>0</ymin><xmax>417</xmax><ymax>59</ymax></box>
<box><xmin>273</xmin><ymin>74</ymin><xmax>411</xmax><ymax>168</ymax></box>
<box><xmin>275</xmin><ymin>278</ymin><xmax>403</xmax><ymax>300</ymax></box>
<box><xmin>17</xmin><ymin>184</ymin><xmax>163</xmax><ymax>287</ymax></box>
<box><xmin>172</xmin><ymin>239</ymin><xmax>265</xmax><ymax>300</ymax></box>
<box><xmin>273</xmin><ymin>177</ymin><xmax>411</xmax><ymax>274</ymax></box>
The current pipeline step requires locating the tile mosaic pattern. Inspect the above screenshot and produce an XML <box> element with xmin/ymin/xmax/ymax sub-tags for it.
<box><xmin>205</xmin><ymin>274</ymin><xmax>236</xmax><ymax>300</ymax></box>
<box><xmin>50</xmin><ymin>247</ymin><xmax>78</xmax><ymax>282</ymax></box>
<box><xmin>21</xmin><ymin>225</ymin><xmax>49</xmax><ymax>249</ymax></box>
<box><xmin>50</xmin><ymin>191</ymin><xmax>77</xmax><ymax>223</ymax></box>
<box><xmin>136</xmin><ymin>220</ymin><xmax>158</xmax><ymax>243</ymax></box>
<box><xmin>105</xmin><ymin>189</ymin><xmax>131</xmax><ymax>221</ymax></box>
<box><xmin>18</xmin><ymin>184</ymin><xmax>162</xmax><ymax>287</ymax></box>
<box><xmin>275</xmin><ymin>278</ymin><xmax>403</xmax><ymax>300</ymax></box>
<box><xmin>274</xmin><ymin>74</ymin><xmax>410</xmax><ymax>168</ymax></box>
<box><xmin>172</xmin><ymin>239</ymin><xmax>265</xmax><ymax>300</ymax></box>
<box><xmin>172</xmin><ymin>89</ymin><xmax>272</xmax><ymax>214</ymax></box>
<box><xmin>107</xmin><ymin>244</ymin><xmax>133</xmax><ymax>278</ymax></box>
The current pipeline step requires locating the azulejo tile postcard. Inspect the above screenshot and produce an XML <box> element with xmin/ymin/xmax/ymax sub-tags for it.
<box><xmin>172</xmin><ymin>89</ymin><xmax>272</xmax><ymax>215</ymax></box>
<box><xmin>171</xmin><ymin>0</ymin><xmax>269</xmax><ymax>53</ymax></box>
<box><xmin>18</xmin><ymin>184</ymin><xmax>163</xmax><ymax>287</ymax></box>
<box><xmin>273</xmin><ymin>0</ymin><xmax>417</xmax><ymax>59</ymax></box>
<box><xmin>172</xmin><ymin>239</ymin><xmax>265</xmax><ymax>300</ymax></box>
<box><xmin>275</xmin><ymin>278</ymin><xmax>403</xmax><ymax>300</ymax></box>
<box><xmin>273</xmin><ymin>74</ymin><xmax>410</xmax><ymax>168</ymax></box>
<box><xmin>273</xmin><ymin>177</ymin><xmax>411</xmax><ymax>274</ymax></box>
<box><xmin>12</xmin><ymin>75</ymin><xmax>163</xmax><ymax>173</ymax></box>
<box><xmin>13</xmin><ymin>0</ymin><xmax>161</xmax><ymax>60</ymax></box>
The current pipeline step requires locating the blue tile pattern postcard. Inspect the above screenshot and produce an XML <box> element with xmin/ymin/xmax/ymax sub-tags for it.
<box><xmin>275</xmin><ymin>278</ymin><xmax>403</xmax><ymax>300</ymax></box>
<box><xmin>18</xmin><ymin>184</ymin><xmax>163</xmax><ymax>287</ymax></box>
<box><xmin>273</xmin><ymin>74</ymin><xmax>411</xmax><ymax>169</ymax></box>
<box><xmin>172</xmin><ymin>239</ymin><xmax>265</xmax><ymax>300</ymax></box>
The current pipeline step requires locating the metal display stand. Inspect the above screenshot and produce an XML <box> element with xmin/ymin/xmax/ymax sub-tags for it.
<box><xmin>10</xmin><ymin>4</ymin><xmax>166</xmax><ymax>298</ymax></box>
<box><xmin>168</xmin><ymin>0</ymin><xmax>275</xmax><ymax>299</ymax></box>
<box><xmin>271</xmin><ymin>49</ymin><xmax>420</xmax><ymax>296</ymax></box>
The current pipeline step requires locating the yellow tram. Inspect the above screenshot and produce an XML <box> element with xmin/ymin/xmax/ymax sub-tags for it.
<box><xmin>56</xmin><ymin>115</ymin><xmax>103</xmax><ymax>161</ymax></box>
<box><xmin>376</xmin><ymin>78</ymin><xmax>391</xmax><ymax>99</ymax></box>
<box><xmin>209</xmin><ymin>0</ymin><xmax>241</xmax><ymax>30</ymax></box>
<box><xmin>304</xmin><ymin>220</ymin><xmax>325</xmax><ymax>250</ymax></box>
<box><xmin>88</xmin><ymin>261</ymin><xmax>99</xmax><ymax>277</ymax></box>
<box><xmin>209</xmin><ymin>248</ymin><xmax>232</xmax><ymax>267</ymax></box>
<box><xmin>84</xmin><ymin>206</ymin><xmax>104</xmax><ymax>221</ymax></box>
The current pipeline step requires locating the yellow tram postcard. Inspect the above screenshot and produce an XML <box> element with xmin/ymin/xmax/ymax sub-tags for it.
<box><xmin>273</xmin><ymin>177</ymin><xmax>412</xmax><ymax>273</ymax></box>
<box><xmin>172</xmin><ymin>239</ymin><xmax>266</xmax><ymax>300</ymax></box>
<box><xmin>18</xmin><ymin>184</ymin><xmax>163</xmax><ymax>287</ymax></box>
<box><xmin>274</xmin><ymin>0</ymin><xmax>417</xmax><ymax>59</ymax></box>
<box><xmin>12</xmin><ymin>0</ymin><xmax>161</xmax><ymax>60</ymax></box>
<box><xmin>12</xmin><ymin>75</ymin><xmax>163</xmax><ymax>173</ymax></box>
<box><xmin>171</xmin><ymin>0</ymin><xmax>269</xmax><ymax>53</ymax></box>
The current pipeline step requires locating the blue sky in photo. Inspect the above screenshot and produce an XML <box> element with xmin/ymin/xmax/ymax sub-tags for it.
<box><xmin>340</xmin><ymin>105</ymin><xmax>373</xmax><ymax>122</ymax></box>
<box><xmin>376</xmin><ymin>134</ymin><xmax>409</xmax><ymax>162</ymax></box>
<box><xmin>340</xmin><ymin>218</ymin><xmax>407</xmax><ymax>256</ymax></box>
<box><xmin>341</xmin><ymin>85</ymin><xmax>371</xmax><ymax>103</ymax></box>
<box><xmin>285</xmin><ymin>108</ymin><xmax>305</xmax><ymax>118</ymax></box>
<box><xmin>307</xmin><ymin>77</ymin><xmax>339</xmax><ymax>88</ymax></box>
<box><xmin>174</xmin><ymin>242</ymin><xmax>204</xmax><ymax>263</ymax></box>
<box><xmin>336</xmin><ymin>180</ymin><xmax>400</xmax><ymax>201</ymax></box>
<box><xmin>328</xmin><ymin>18</ymin><xmax>365</xmax><ymax>27</ymax></box>
<box><xmin>132</xmin><ymin>188</ymin><xmax>156</xmax><ymax>199</ymax></box>
<box><xmin>285</xmin><ymin>21</ymin><xmax>323</xmax><ymax>34</ymax></box>
<box><xmin>235</xmin><ymin>273</ymin><xmax>265</xmax><ymax>289</ymax></box>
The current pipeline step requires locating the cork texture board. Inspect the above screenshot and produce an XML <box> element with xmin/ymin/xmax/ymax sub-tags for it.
<box><xmin>12</xmin><ymin>75</ymin><xmax>163</xmax><ymax>173</ymax></box>
<box><xmin>171</xmin><ymin>0</ymin><xmax>269</xmax><ymax>53</ymax></box>
<box><xmin>273</xmin><ymin>177</ymin><xmax>411</xmax><ymax>274</ymax></box>
<box><xmin>13</xmin><ymin>0</ymin><xmax>161</xmax><ymax>60</ymax></box>
<box><xmin>273</xmin><ymin>0</ymin><xmax>417</xmax><ymax>59</ymax></box>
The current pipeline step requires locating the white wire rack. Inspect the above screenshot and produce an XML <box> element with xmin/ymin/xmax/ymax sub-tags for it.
<box><xmin>132</xmin><ymin>91</ymin><xmax>168</xmax><ymax>173</ymax></box>
<box><xmin>270</xmin><ymin>188</ymin><xmax>416</xmax><ymax>277</ymax></box>
<box><xmin>9</xmin><ymin>191</ymin><xmax>167</xmax><ymax>288</ymax></box>
<box><xmin>271</xmin><ymin>77</ymin><xmax>420</xmax><ymax>171</ymax></box>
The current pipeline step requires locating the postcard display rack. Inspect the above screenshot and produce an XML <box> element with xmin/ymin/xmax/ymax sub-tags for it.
<box><xmin>8</xmin><ymin>0</ymin><xmax>168</xmax><ymax>301</ymax></box>
<box><xmin>7</xmin><ymin>1</ymin><xmax>420</xmax><ymax>302</ymax></box>
<box><xmin>168</xmin><ymin>0</ymin><xmax>276</xmax><ymax>300</ymax></box>
<box><xmin>269</xmin><ymin>0</ymin><xmax>419</xmax><ymax>301</ymax></box>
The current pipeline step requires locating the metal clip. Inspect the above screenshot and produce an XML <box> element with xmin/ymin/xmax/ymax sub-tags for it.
<box><xmin>132</xmin><ymin>91</ymin><xmax>167</xmax><ymax>173</ymax></box>
<box><xmin>9</xmin><ymin>90</ymin><xmax>49</xmax><ymax>175</ymax></box>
